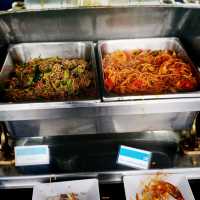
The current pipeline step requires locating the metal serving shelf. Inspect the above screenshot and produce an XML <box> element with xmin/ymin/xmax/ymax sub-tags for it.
<box><xmin>0</xmin><ymin>6</ymin><xmax>200</xmax><ymax>122</ymax></box>
<box><xmin>0</xmin><ymin>132</ymin><xmax>199</xmax><ymax>189</ymax></box>
<box><xmin>0</xmin><ymin>98</ymin><xmax>199</xmax><ymax>121</ymax></box>
<box><xmin>0</xmin><ymin>99</ymin><xmax>196</xmax><ymax>137</ymax></box>
<box><xmin>0</xmin><ymin>7</ymin><xmax>200</xmax><ymax>196</ymax></box>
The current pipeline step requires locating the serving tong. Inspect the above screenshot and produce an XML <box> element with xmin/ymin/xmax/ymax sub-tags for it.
<box><xmin>180</xmin><ymin>112</ymin><xmax>200</xmax><ymax>166</ymax></box>
<box><xmin>0</xmin><ymin>122</ymin><xmax>14</xmax><ymax>166</ymax></box>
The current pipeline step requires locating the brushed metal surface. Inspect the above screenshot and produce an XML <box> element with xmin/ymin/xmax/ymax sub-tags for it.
<box><xmin>0</xmin><ymin>98</ymin><xmax>198</xmax><ymax>119</ymax></box>
<box><xmin>0</xmin><ymin>7</ymin><xmax>199</xmax><ymax>134</ymax></box>
<box><xmin>24</xmin><ymin>0</ymin><xmax>79</xmax><ymax>9</ymax></box>
<box><xmin>96</xmin><ymin>112</ymin><xmax>195</xmax><ymax>133</ymax></box>
<box><xmin>5</xmin><ymin>111</ymin><xmax>194</xmax><ymax>137</ymax></box>
<box><xmin>0</xmin><ymin>7</ymin><xmax>195</xmax><ymax>44</ymax></box>
<box><xmin>98</xmin><ymin>37</ymin><xmax>200</xmax><ymax>101</ymax></box>
<box><xmin>0</xmin><ymin>7</ymin><xmax>185</xmax><ymax>43</ymax></box>
<box><xmin>6</xmin><ymin>118</ymin><xmax>98</xmax><ymax>137</ymax></box>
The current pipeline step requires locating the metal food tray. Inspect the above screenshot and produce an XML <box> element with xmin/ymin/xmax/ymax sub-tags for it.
<box><xmin>0</xmin><ymin>41</ymin><xmax>100</xmax><ymax>103</ymax></box>
<box><xmin>98</xmin><ymin>37</ymin><xmax>200</xmax><ymax>102</ymax></box>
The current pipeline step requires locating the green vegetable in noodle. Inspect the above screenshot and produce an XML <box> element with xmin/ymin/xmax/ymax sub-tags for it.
<box><xmin>65</xmin><ymin>79</ymin><xmax>73</xmax><ymax>95</ymax></box>
<box><xmin>18</xmin><ymin>63</ymin><xmax>27</xmax><ymax>68</ymax></box>
<box><xmin>42</xmin><ymin>65</ymin><xmax>52</xmax><ymax>73</ymax></box>
<box><xmin>72</xmin><ymin>65</ymin><xmax>84</xmax><ymax>76</ymax></box>
<box><xmin>151</xmin><ymin>51</ymin><xmax>159</xmax><ymax>56</ymax></box>
<box><xmin>33</xmin><ymin>66</ymin><xmax>41</xmax><ymax>82</ymax></box>
<box><xmin>26</xmin><ymin>76</ymin><xmax>34</xmax><ymax>86</ymax></box>
<box><xmin>64</xmin><ymin>70</ymin><xmax>70</xmax><ymax>79</ymax></box>
<box><xmin>61</xmin><ymin>80</ymin><xmax>66</xmax><ymax>85</ymax></box>
<box><xmin>132</xmin><ymin>50</ymin><xmax>141</xmax><ymax>55</ymax></box>
<box><xmin>0</xmin><ymin>82</ymin><xmax>5</xmax><ymax>92</ymax></box>
<box><xmin>36</xmin><ymin>96</ymin><xmax>44</xmax><ymax>101</ymax></box>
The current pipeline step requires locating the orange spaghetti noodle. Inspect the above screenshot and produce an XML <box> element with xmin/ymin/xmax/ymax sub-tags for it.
<box><xmin>102</xmin><ymin>50</ymin><xmax>198</xmax><ymax>95</ymax></box>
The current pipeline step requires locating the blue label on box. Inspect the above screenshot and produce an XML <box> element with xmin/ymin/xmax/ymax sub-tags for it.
<box><xmin>15</xmin><ymin>145</ymin><xmax>49</xmax><ymax>166</ymax></box>
<box><xmin>117</xmin><ymin>145</ymin><xmax>151</xmax><ymax>169</ymax></box>
<box><xmin>15</xmin><ymin>147</ymin><xmax>48</xmax><ymax>156</ymax></box>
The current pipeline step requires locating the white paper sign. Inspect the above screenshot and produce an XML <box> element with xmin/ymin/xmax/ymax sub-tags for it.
<box><xmin>15</xmin><ymin>145</ymin><xmax>49</xmax><ymax>166</ymax></box>
<box><xmin>117</xmin><ymin>145</ymin><xmax>152</xmax><ymax>169</ymax></box>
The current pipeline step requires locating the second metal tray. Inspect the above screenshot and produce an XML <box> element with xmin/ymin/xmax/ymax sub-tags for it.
<box><xmin>98</xmin><ymin>37</ymin><xmax>200</xmax><ymax>102</ymax></box>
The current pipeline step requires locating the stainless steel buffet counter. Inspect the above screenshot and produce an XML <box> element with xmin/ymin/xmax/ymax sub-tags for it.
<box><xmin>0</xmin><ymin>133</ymin><xmax>199</xmax><ymax>198</ymax></box>
<box><xmin>0</xmin><ymin>6</ymin><xmax>199</xmax><ymax>133</ymax></box>
<box><xmin>1</xmin><ymin>5</ymin><xmax>200</xmax><ymax>197</ymax></box>
<box><xmin>0</xmin><ymin>132</ymin><xmax>197</xmax><ymax>187</ymax></box>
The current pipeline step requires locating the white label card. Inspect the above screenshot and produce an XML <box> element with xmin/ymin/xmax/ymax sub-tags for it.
<box><xmin>15</xmin><ymin>145</ymin><xmax>50</xmax><ymax>166</ymax></box>
<box><xmin>117</xmin><ymin>145</ymin><xmax>152</xmax><ymax>170</ymax></box>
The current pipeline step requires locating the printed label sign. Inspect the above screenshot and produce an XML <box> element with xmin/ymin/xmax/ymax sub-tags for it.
<box><xmin>117</xmin><ymin>145</ymin><xmax>151</xmax><ymax>169</ymax></box>
<box><xmin>15</xmin><ymin>145</ymin><xmax>49</xmax><ymax>166</ymax></box>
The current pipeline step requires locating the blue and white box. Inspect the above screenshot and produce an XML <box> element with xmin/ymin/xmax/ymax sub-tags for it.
<box><xmin>117</xmin><ymin>145</ymin><xmax>152</xmax><ymax>169</ymax></box>
<box><xmin>15</xmin><ymin>145</ymin><xmax>50</xmax><ymax>166</ymax></box>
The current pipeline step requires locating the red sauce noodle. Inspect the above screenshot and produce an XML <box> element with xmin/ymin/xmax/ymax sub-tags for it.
<box><xmin>102</xmin><ymin>50</ymin><xmax>198</xmax><ymax>95</ymax></box>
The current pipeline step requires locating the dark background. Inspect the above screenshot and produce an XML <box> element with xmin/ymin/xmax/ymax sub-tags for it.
<box><xmin>0</xmin><ymin>0</ymin><xmax>13</xmax><ymax>10</ymax></box>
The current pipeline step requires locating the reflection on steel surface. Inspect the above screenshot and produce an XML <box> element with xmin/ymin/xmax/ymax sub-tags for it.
<box><xmin>5</xmin><ymin>112</ymin><xmax>194</xmax><ymax>137</ymax></box>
